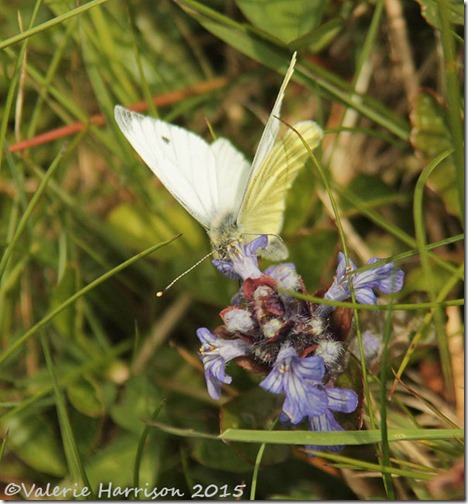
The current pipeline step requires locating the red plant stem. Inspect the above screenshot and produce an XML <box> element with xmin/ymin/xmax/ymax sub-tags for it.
<box><xmin>8</xmin><ymin>77</ymin><xmax>227</xmax><ymax>153</ymax></box>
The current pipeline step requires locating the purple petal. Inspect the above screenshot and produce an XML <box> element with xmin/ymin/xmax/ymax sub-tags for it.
<box><xmin>325</xmin><ymin>387</ymin><xmax>358</xmax><ymax>413</ymax></box>
<box><xmin>259</xmin><ymin>367</ymin><xmax>284</xmax><ymax>394</ymax></box>
<box><xmin>323</xmin><ymin>254</ymin><xmax>404</xmax><ymax>309</ymax></box>
<box><xmin>282</xmin><ymin>382</ymin><xmax>329</xmax><ymax>423</ymax></box>
<box><xmin>244</xmin><ymin>235</ymin><xmax>268</xmax><ymax>256</ymax></box>
<box><xmin>260</xmin><ymin>344</ymin><xmax>328</xmax><ymax>424</ymax></box>
<box><xmin>204</xmin><ymin>359</ymin><xmax>231</xmax><ymax>400</ymax></box>
<box><xmin>307</xmin><ymin>411</ymin><xmax>345</xmax><ymax>454</ymax></box>
<box><xmin>196</xmin><ymin>327</ymin><xmax>218</xmax><ymax>346</ymax></box>
<box><xmin>212</xmin><ymin>259</ymin><xmax>239</xmax><ymax>279</ymax></box>
<box><xmin>335</xmin><ymin>252</ymin><xmax>348</xmax><ymax>277</ymax></box>
<box><xmin>354</xmin><ymin>287</ymin><xmax>377</xmax><ymax>305</ymax></box>
<box><xmin>355</xmin><ymin>258</ymin><xmax>404</xmax><ymax>295</ymax></box>
<box><xmin>196</xmin><ymin>328</ymin><xmax>252</xmax><ymax>400</ymax></box>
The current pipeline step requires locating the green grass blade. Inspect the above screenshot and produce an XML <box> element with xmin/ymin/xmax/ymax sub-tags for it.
<box><xmin>413</xmin><ymin>149</ymin><xmax>455</xmax><ymax>398</ymax></box>
<box><xmin>0</xmin><ymin>0</ymin><xmax>110</xmax><ymax>50</ymax></box>
<box><xmin>0</xmin><ymin>235</ymin><xmax>180</xmax><ymax>367</ymax></box>
<box><xmin>0</xmin><ymin>145</ymin><xmax>66</xmax><ymax>280</ymax></box>
<box><xmin>40</xmin><ymin>334</ymin><xmax>94</xmax><ymax>495</ymax></box>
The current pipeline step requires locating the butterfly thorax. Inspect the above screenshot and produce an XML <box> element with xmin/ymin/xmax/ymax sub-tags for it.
<box><xmin>208</xmin><ymin>211</ymin><xmax>244</xmax><ymax>259</ymax></box>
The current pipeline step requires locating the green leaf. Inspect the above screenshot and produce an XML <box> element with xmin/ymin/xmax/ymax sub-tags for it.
<box><xmin>67</xmin><ymin>376</ymin><xmax>113</xmax><ymax>418</ymax></box>
<box><xmin>416</xmin><ymin>0</ymin><xmax>464</xmax><ymax>29</ymax></box>
<box><xmin>110</xmin><ymin>376</ymin><xmax>162</xmax><ymax>435</ymax></box>
<box><xmin>85</xmin><ymin>433</ymin><xmax>161</xmax><ymax>488</ymax></box>
<box><xmin>175</xmin><ymin>0</ymin><xmax>410</xmax><ymax>140</ymax></box>
<box><xmin>343</xmin><ymin>174</ymin><xmax>397</xmax><ymax>208</ymax></box>
<box><xmin>107</xmin><ymin>201</ymin><xmax>204</xmax><ymax>256</ymax></box>
<box><xmin>1</xmin><ymin>412</ymin><xmax>67</xmax><ymax>477</ymax></box>
<box><xmin>150</xmin><ymin>420</ymin><xmax>463</xmax><ymax>445</ymax></box>
<box><xmin>236</xmin><ymin>0</ymin><xmax>327</xmax><ymax>44</ymax></box>
<box><xmin>289</xmin><ymin>17</ymin><xmax>344</xmax><ymax>52</ymax></box>
<box><xmin>410</xmin><ymin>91</ymin><xmax>459</xmax><ymax>217</ymax></box>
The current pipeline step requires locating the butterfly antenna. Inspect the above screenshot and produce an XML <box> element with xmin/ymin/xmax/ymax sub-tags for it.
<box><xmin>156</xmin><ymin>250</ymin><xmax>214</xmax><ymax>297</ymax></box>
<box><xmin>242</xmin><ymin>232</ymin><xmax>284</xmax><ymax>243</ymax></box>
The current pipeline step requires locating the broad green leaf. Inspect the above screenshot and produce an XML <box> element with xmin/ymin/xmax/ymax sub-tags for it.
<box><xmin>85</xmin><ymin>433</ymin><xmax>162</xmax><ymax>488</ymax></box>
<box><xmin>66</xmin><ymin>376</ymin><xmax>113</xmax><ymax>418</ymax></box>
<box><xmin>342</xmin><ymin>174</ymin><xmax>398</xmax><ymax>209</ymax></box>
<box><xmin>416</xmin><ymin>0</ymin><xmax>464</xmax><ymax>29</ymax></box>
<box><xmin>107</xmin><ymin>200</ymin><xmax>205</xmax><ymax>257</ymax></box>
<box><xmin>410</xmin><ymin>91</ymin><xmax>459</xmax><ymax>217</ymax></box>
<box><xmin>1</xmin><ymin>412</ymin><xmax>67</xmax><ymax>477</ymax></box>
<box><xmin>69</xmin><ymin>409</ymin><xmax>103</xmax><ymax>457</ymax></box>
<box><xmin>236</xmin><ymin>0</ymin><xmax>327</xmax><ymax>44</ymax></box>
<box><xmin>110</xmin><ymin>375</ymin><xmax>162</xmax><ymax>435</ymax></box>
<box><xmin>289</xmin><ymin>17</ymin><xmax>344</xmax><ymax>52</ymax></box>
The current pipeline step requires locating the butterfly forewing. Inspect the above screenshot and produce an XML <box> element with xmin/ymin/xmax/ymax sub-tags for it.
<box><xmin>115</xmin><ymin>106</ymin><xmax>250</xmax><ymax>230</ymax></box>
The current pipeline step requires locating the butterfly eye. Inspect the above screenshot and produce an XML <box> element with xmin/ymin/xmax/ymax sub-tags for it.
<box><xmin>162</xmin><ymin>136</ymin><xmax>170</xmax><ymax>144</ymax></box>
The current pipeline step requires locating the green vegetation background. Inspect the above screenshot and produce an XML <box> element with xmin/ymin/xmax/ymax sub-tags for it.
<box><xmin>0</xmin><ymin>0</ymin><xmax>464</xmax><ymax>500</ymax></box>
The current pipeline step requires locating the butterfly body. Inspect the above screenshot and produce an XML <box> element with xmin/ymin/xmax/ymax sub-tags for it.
<box><xmin>115</xmin><ymin>53</ymin><xmax>322</xmax><ymax>263</ymax></box>
<box><xmin>208</xmin><ymin>211</ymin><xmax>243</xmax><ymax>257</ymax></box>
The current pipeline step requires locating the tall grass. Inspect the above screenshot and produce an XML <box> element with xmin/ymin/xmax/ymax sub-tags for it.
<box><xmin>0</xmin><ymin>0</ymin><xmax>463</xmax><ymax>500</ymax></box>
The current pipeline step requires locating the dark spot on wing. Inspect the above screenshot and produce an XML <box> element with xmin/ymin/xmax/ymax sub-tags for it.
<box><xmin>162</xmin><ymin>136</ymin><xmax>170</xmax><ymax>144</ymax></box>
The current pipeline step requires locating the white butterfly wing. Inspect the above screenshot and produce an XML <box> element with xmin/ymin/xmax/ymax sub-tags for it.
<box><xmin>114</xmin><ymin>106</ymin><xmax>250</xmax><ymax>229</ymax></box>
<box><xmin>210</xmin><ymin>138</ymin><xmax>251</xmax><ymax>217</ymax></box>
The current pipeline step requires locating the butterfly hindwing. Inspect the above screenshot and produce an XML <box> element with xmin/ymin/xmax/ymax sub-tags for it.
<box><xmin>237</xmin><ymin>120</ymin><xmax>323</xmax><ymax>258</ymax></box>
<box><xmin>244</xmin><ymin>53</ymin><xmax>297</xmax><ymax>184</ymax></box>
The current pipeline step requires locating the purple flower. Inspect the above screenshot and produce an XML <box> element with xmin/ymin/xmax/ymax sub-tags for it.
<box><xmin>196</xmin><ymin>328</ymin><xmax>252</xmax><ymax>400</ymax></box>
<box><xmin>320</xmin><ymin>252</ymin><xmax>404</xmax><ymax>316</ymax></box>
<box><xmin>195</xmin><ymin>244</ymin><xmax>402</xmax><ymax>455</ymax></box>
<box><xmin>213</xmin><ymin>235</ymin><xmax>268</xmax><ymax>280</ymax></box>
<box><xmin>306</xmin><ymin>384</ymin><xmax>358</xmax><ymax>454</ymax></box>
<box><xmin>260</xmin><ymin>344</ymin><xmax>358</xmax><ymax>453</ymax></box>
<box><xmin>260</xmin><ymin>344</ymin><xmax>329</xmax><ymax>424</ymax></box>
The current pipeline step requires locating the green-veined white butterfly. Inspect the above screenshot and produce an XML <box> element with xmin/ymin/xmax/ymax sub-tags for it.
<box><xmin>114</xmin><ymin>53</ymin><xmax>322</xmax><ymax>262</ymax></box>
